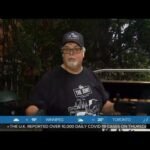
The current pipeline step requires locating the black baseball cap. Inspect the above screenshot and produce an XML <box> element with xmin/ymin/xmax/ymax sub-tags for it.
<box><xmin>62</xmin><ymin>31</ymin><xmax>84</xmax><ymax>47</ymax></box>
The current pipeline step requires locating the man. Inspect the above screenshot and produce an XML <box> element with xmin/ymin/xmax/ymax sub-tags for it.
<box><xmin>25</xmin><ymin>31</ymin><xmax>115</xmax><ymax>116</ymax></box>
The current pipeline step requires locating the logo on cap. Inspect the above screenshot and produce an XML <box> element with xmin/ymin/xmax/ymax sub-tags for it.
<box><xmin>63</xmin><ymin>31</ymin><xmax>84</xmax><ymax>47</ymax></box>
<box><xmin>67</xmin><ymin>32</ymin><xmax>79</xmax><ymax>40</ymax></box>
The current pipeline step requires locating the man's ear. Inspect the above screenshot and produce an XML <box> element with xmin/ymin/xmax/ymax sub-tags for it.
<box><xmin>83</xmin><ymin>51</ymin><xmax>85</xmax><ymax>58</ymax></box>
<box><xmin>83</xmin><ymin>47</ymin><xmax>86</xmax><ymax>52</ymax></box>
<box><xmin>82</xmin><ymin>47</ymin><xmax>86</xmax><ymax>57</ymax></box>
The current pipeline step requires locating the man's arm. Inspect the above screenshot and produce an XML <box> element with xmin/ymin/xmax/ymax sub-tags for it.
<box><xmin>101</xmin><ymin>100</ymin><xmax>120</xmax><ymax>115</ymax></box>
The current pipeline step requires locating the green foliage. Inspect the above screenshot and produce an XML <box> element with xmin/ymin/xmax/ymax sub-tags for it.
<box><xmin>1</xmin><ymin>19</ymin><xmax>150</xmax><ymax>99</ymax></box>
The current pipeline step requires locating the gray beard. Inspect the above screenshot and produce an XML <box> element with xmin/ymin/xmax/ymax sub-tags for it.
<box><xmin>66</xmin><ymin>61</ymin><xmax>78</xmax><ymax>68</ymax></box>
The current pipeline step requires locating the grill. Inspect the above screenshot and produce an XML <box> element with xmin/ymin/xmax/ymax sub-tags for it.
<box><xmin>94</xmin><ymin>69</ymin><xmax>150</xmax><ymax>115</ymax></box>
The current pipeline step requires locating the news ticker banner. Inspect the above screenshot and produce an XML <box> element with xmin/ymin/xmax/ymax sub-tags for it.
<box><xmin>2</xmin><ymin>124</ymin><xmax>148</xmax><ymax>131</ymax></box>
<box><xmin>0</xmin><ymin>116</ymin><xmax>150</xmax><ymax>124</ymax></box>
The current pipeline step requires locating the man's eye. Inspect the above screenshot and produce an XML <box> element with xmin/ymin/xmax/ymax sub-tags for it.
<box><xmin>64</xmin><ymin>48</ymin><xmax>70</xmax><ymax>51</ymax></box>
<box><xmin>74</xmin><ymin>48</ymin><xmax>81</xmax><ymax>51</ymax></box>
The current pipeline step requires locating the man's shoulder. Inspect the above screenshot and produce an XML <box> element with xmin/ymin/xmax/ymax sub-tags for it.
<box><xmin>39</xmin><ymin>66</ymin><xmax>61</xmax><ymax>81</ymax></box>
<box><xmin>43</xmin><ymin>66</ymin><xmax>61</xmax><ymax>76</ymax></box>
<box><xmin>83</xmin><ymin>67</ymin><xmax>95</xmax><ymax>75</ymax></box>
<box><xmin>33</xmin><ymin>67</ymin><xmax>62</xmax><ymax>89</ymax></box>
<box><xmin>83</xmin><ymin>67</ymin><xmax>101</xmax><ymax>81</ymax></box>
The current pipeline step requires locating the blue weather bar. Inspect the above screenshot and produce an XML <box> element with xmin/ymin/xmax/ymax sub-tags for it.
<box><xmin>0</xmin><ymin>116</ymin><xmax>150</xmax><ymax>124</ymax></box>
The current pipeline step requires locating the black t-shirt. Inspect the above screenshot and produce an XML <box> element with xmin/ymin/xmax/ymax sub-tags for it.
<box><xmin>29</xmin><ymin>66</ymin><xmax>109</xmax><ymax>115</ymax></box>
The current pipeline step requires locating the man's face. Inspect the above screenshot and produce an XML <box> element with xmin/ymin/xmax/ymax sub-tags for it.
<box><xmin>61</xmin><ymin>42</ymin><xmax>85</xmax><ymax>69</ymax></box>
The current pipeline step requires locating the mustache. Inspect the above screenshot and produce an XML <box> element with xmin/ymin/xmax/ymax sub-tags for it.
<box><xmin>68</xmin><ymin>58</ymin><xmax>76</xmax><ymax>61</ymax></box>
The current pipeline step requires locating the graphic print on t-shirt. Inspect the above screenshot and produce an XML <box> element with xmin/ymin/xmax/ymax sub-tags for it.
<box><xmin>73</xmin><ymin>85</ymin><xmax>92</xmax><ymax>98</ymax></box>
<box><xmin>68</xmin><ymin>85</ymin><xmax>101</xmax><ymax>116</ymax></box>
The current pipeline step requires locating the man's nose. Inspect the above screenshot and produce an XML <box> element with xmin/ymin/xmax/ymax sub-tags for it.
<box><xmin>69</xmin><ymin>50</ymin><xmax>74</xmax><ymax>55</ymax></box>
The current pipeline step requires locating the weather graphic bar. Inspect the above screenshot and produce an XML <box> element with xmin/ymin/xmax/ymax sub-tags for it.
<box><xmin>0</xmin><ymin>116</ymin><xmax>149</xmax><ymax>124</ymax></box>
